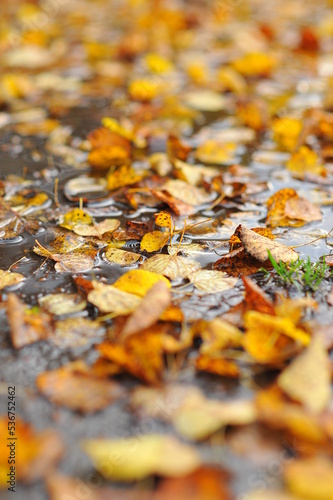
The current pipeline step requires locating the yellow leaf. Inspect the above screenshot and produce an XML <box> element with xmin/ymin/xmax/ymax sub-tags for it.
<box><xmin>104</xmin><ymin>247</ymin><xmax>142</xmax><ymax>266</ymax></box>
<box><xmin>88</xmin><ymin>282</ymin><xmax>141</xmax><ymax>314</ymax></box>
<box><xmin>128</xmin><ymin>79</ymin><xmax>161</xmax><ymax>101</ymax></box>
<box><xmin>285</xmin><ymin>457</ymin><xmax>333</xmax><ymax>500</ymax></box>
<box><xmin>113</xmin><ymin>269</ymin><xmax>171</xmax><ymax>297</ymax></box>
<box><xmin>0</xmin><ymin>269</ymin><xmax>25</xmax><ymax>290</ymax></box>
<box><xmin>141</xmin><ymin>254</ymin><xmax>201</xmax><ymax>280</ymax></box>
<box><xmin>107</xmin><ymin>165</ymin><xmax>143</xmax><ymax>191</ymax></box>
<box><xmin>286</xmin><ymin>145</ymin><xmax>326</xmax><ymax>177</ymax></box>
<box><xmin>154</xmin><ymin>211</ymin><xmax>173</xmax><ymax>231</ymax></box>
<box><xmin>272</xmin><ymin>117</ymin><xmax>302</xmax><ymax>151</ymax></box>
<box><xmin>144</xmin><ymin>53</ymin><xmax>173</xmax><ymax>74</ymax></box>
<box><xmin>60</xmin><ymin>208</ymin><xmax>93</xmax><ymax>231</ymax></box>
<box><xmin>140</xmin><ymin>230</ymin><xmax>170</xmax><ymax>252</ymax></box>
<box><xmin>82</xmin><ymin>435</ymin><xmax>201</xmax><ymax>481</ymax></box>
<box><xmin>277</xmin><ymin>336</ymin><xmax>331</xmax><ymax>413</ymax></box>
<box><xmin>232</xmin><ymin>52</ymin><xmax>276</xmax><ymax>77</ymax></box>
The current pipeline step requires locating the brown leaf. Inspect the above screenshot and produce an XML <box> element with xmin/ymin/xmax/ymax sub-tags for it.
<box><xmin>239</xmin><ymin>225</ymin><xmax>299</xmax><ymax>264</ymax></box>
<box><xmin>7</xmin><ymin>294</ymin><xmax>53</xmax><ymax>348</ymax></box>
<box><xmin>36</xmin><ymin>361</ymin><xmax>124</xmax><ymax>413</ymax></box>
<box><xmin>242</xmin><ymin>276</ymin><xmax>275</xmax><ymax>314</ymax></box>
<box><xmin>120</xmin><ymin>281</ymin><xmax>171</xmax><ymax>339</ymax></box>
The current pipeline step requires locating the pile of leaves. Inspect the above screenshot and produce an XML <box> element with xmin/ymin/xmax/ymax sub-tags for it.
<box><xmin>1</xmin><ymin>0</ymin><xmax>333</xmax><ymax>499</ymax></box>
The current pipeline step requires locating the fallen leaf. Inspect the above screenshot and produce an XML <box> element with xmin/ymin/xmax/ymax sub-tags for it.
<box><xmin>120</xmin><ymin>281</ymin><xmax>171</xmax><ymax>339</ymax></box>
<box><xmin>277</xmin><ymin>335</ymin><xmax>331</xmax><ymax>413</ymax></box>
<box><xmin>0</xmin><ymin>269</ymin><xmax>25</xmax><ymax>289</ymax></box>
<box><xmin>284</xmin><ymin>457</ymin><xmax>333</xmax><ymax>500</ymax></box>
<box><xmin>188</xmin><ymin>270</ymin><xmax>238</xmax><ymax>294</ymax></box>
<box><xmin>7</xmin><ymin>294</ymin><xmax>53</xmax><ymax>348</ymax></box>
<box><xmin>141</xmin><ymin>254</ymin><xmax>201</xmax><ymax>280</ymax></box>
<box><xmin>154</xmin><ymin>466</ymin><xmax>232</xmax><ymax>500</ymax></box>
<box><xmin>104</xmin><ymin>247</ymin><xmax>143</xmax><ymax>266</ymax></box>
<box><xmin>36</xmin><ymin>361</ymin><xmax>124</xmax><ymax>413</ymax></box>
<box><xmin>0</xmin><ymin>417</ymin><xmax>63</xmax><ymax>486</ymax></box>
<box><xmin>113</xmin><ymin>269</ymin><xmax>171</xmax><ymax>296</ymax></box>
<box><xmin>195</xmin><ymin>354</ymin><xmax>240</xmax><ymax>378</ymax></box>
<box><xmin>242</xmin><ymin>276</ymin><xmax>275</xmax><ymax>314</ymax></box>
<box><xmin>82</xmin><ymin>434</ymin><xmax>201</xmax><ymax>481</ymax></box>
<box><xmin>239</xmin><ymin>225</ymin><xmax>299</xmax><ymax>264</ymax></box>
<box><xmin>98</xmin><ymin>332</ymin><xmax>165</xmax><ymax>385</ymax></box>
<box><xmin>140</xmin><ymin>230</ymin><xmax>170</xmax><ymax>252</ymax></box>
<box><xmin>51</xmin><ymin>317</ymin><xmax>106</xmax><ymax>348</ymax></box>
<box><xmin>38</xmin><ymin>293</ymin><xmax>86</xmax><ymax>315</ymax></box>
<box><xmin>107</xmin><ymin>165</ymin><xmax>143</xmax><ymax>191</ymax></box>
<box><xmin>266</xmin><ymin>188</ymin><xmax>322</xmax><ymax>227</ymax></box>
<box><xmin>88</xmin><ymin>282</ymin><xmax>141</xmax><ymax>314</ymax></box>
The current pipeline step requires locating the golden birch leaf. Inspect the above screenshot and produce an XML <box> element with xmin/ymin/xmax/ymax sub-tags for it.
<box><xmin>104</xmin><ymin>247</ymin><xmax>142</xmax><ymax>266</ymax></box>
<box><xmin>140</xmin><ymin>230</ymin><xmax>170</xmax><ymax>252</ymax></box>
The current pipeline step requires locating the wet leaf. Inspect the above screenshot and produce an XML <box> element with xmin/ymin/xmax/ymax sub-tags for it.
<box><xmin>188</xmin><ymin>270</ymin><xmax>238</xmax><ymax>294</ymax></box>
<box><xmin>284</xmin><ymin>457</ymin><xmax>333</xmax><ymax>500</ymax></box>
<box><xmin>266</xmin><ymin>188</ymin><xmax>322</xmax><ymax>227</ymax></box>
<box><xmin>113</xmin><ymin>269</ymin><xmax>171</xmax><ymax>296</ymax></box>
<box><xmin>7</xmin><ymin>294</ymin><xmax>53</xmax><ymax>348</ymax></box>
<box><xmin>98</xmin><ymin>332</ymin><xmax>164</xmax><ymax>385</ymax></box>
<box><xmin>120</xmin><ymin>281</ymin><xmax>171</xmax><ymax>339</ymax></box>
<box><xmin>104</xmin><ymin>246</ymin><xmax>143</xmax><ymax>266</ymax></box>
<box><xmin>82</xmin><ymin>434</ymin><xmax>201</xmax><ymax>481</ymax></box>
<box><xmin>239</xmin><ymin>225</ymin><xmax>299</xmax><ymax>264</ymax></box>
<box><xmin>140</xmin><ymin>230</ymin><xmax>170</xmax><ymax>252</ymax></box>
<box><xmin>38</xmin><ymin>293</ymin><xmax>86</xmax><ymax>316</ymax></box>
<box><xmin>154</xmin><ymin>466</ymin><xmax>232</xmax><ymax>500</ymax></box>
<box><xmin>51</xmin><ymin>317</ymin><xmax>106</xmax><ymax>348</ymax></box>
<box><xmin>36</xmin><ymin>361</ymin><xmax>124</xmax><ymax>413</ymax></box>
<box><xmin>277</xmin><ymin>335</ymin><xmax>331</xmax><ymax>413</ymax></box>
<box><xmin>0</xmin><ymin>417</ymin><xmax>63</xmax><ymax>486</ymax></box>
<box><xmin>141</xmin><ymin>254</ymin><xmax>201</xmax><ymax>280</ymax></box>
<box><xmin>0</xmin><ymin>269</ymin><xmax>25</xmax><ymax>289</ymax></box>
<box><xmin>88</xmin><ymin>282</ymin><xmax>141</xmax><ymax>314</ymax></box>
<box><xmin>107</xmin><ymin>165</ymin><xmax>143</xmax><ymax>191</ymax></box>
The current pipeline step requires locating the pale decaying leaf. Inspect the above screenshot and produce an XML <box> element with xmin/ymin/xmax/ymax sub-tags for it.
<box><xmin>239</xmin><ymin>225</ymin><xmax>299</xmax><ymax>263</ymax></box>
<box><xmin>141</xmin><ymin>254</ymin><xmax>201</xmax><ymax>280</ymax></box>
<box><xmin>38</xmin><ymin>293</ymin><xmax>86</xmax><ymax>316</ymax></box>
<box><xmin>36</xmin><ymin>361</ymin><xmax>124</xmax><ymax>413</ymax></box>
<box><xmin>82</xmin><ymin>434</ymin><xmax>201</xmax><ymax>481</ymax></box>
<box><xmin>277</xmin><ymin>335</ymin><xmax>331</xmax><ymax>413</ymax></box>
<box><xmin>168</xmin><ymin>242</ymin><xmax>207</xmax><ymax>256</ymax></box>
<box><xmin>183</xmin><ymin>90</ymin><xmax>226</xmax><ymax>112</ymax></box>
<box><xmin>120</xmin><ymin>281</ymin><xmax>171</xmax><ymax>339</ymax></box>
<box><xmin>88</xmin><ymin>282</ymin><xmax>141</xmax><ymax>314</ymax></box>
<box><xmin>71</xmin><ymin>218</ymin><xmax>120</xmax><ymax>237</ymax></box>
<box><xmin>0</xmin><ymin>269</ymin><xmax>25</xmax><ymax>290</ymax></box>
<box><xmin>162</xmin><ymin>179</ymin><xmax>213</xmax><ymax>205</ymax></box>
<box><xmin>104</xmin><ymin>246</ymin><xmax>143</xmax><ymax>266</ymax></box>
<box><xmin>187</xmin><ymin>270</ymin><xmax>238</xmax><ymax>294</ymax></box>
<box><xmin>131</xmin><ymin>385</ymin><xmax>257</xmax><ymax>440</ymax></box>
<box><xmin>51</xmin><ymin>318</ymin><xmax>106</xmax><ymax>348</ymax></box>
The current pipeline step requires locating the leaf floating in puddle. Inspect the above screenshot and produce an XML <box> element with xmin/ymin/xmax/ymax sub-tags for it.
<box><xmin>141</xmin><ymin>254</ymin><xmax>201</xmax><ymax>280</ymax></box>
<box><xmin>188</xmin><ymin>270</ymin><xmax>238</xmax><ymax>294</ymax></box>
<box><xmin>0</xmin><ymin>269</ymin><xmax>25</xmax><ymax>290</ymax></box>
<box><xmin>113</xmin><ymin>269</ymin><xmax>171</xmax><ymax>296</ymax></box>
<box><xmin>104</xmin><ymin>246</ymin><xmax>143</xmax><ymax>266</ymax></box>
